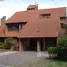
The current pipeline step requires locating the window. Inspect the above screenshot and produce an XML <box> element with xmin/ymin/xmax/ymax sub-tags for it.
<box><xmin>40</xmin><ymin>13</ymin><xmax>51</xmax><ymax>18</ymax></box>
<box><xmin>7</xmin><ymin>24</ymin><xmax>19</xmax><ymax>31</ymax></box>
<box><xmin>60</xmin><ymin>16</ymin><xmax>66</xmax><ymax>23</ymax></box>
<box><xmin>60</xmin><ymin>16</ymin><xmax>66</xmax><ymax>20</ymax></box>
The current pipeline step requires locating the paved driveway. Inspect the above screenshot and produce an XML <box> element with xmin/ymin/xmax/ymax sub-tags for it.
<box><xmin>0</xmin><ymin>51</ymin><xmax>48</xmax><ymax>67</ymax></box>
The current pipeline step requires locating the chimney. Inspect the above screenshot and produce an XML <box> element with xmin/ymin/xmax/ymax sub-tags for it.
<box><xmin>1</xmin><ymin>16</ymin><xmax>6</xmax><ymax>30</ymax></box>
<box><xmin>27</xmin><ymin>4</ymin><xmax>38</xmax><ymax>11</ymax></box>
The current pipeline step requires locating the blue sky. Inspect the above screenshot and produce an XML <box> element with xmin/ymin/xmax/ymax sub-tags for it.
<box><xmin>0</xmin><ymin>0</ymin><xmax>67</xmax><ymax>19</ymax></box>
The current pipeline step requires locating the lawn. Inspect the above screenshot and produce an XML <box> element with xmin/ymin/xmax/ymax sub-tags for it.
<box><xmin>22</xmin><ymin>60</ymin><xmax>67</xmax><ymax>67</ymax></box>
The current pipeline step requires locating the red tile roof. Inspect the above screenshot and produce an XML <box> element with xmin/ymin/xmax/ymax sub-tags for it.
<box><xmin>6</xmin><ymin>7</ymin><xmax>66</xmax><ymax>38</ymax></box>
<box><xmin>18</xmin><ymin>17</ymin><xmax>60</xmax><ymax>38</ymax></box>
<box><xmin>6</xmin><ymin>7</ymin><xmax>66</xmax><ymax>23</ymax></box>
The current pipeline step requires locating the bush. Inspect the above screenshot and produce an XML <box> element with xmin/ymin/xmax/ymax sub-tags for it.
<box><xmin>4</xmin><ymin>37</ymin><xmax>15</xmax><ymax>49</ymax></box>
<box><xmin>47</xmin><ymin>35</ymin><xmax>67</xmax><ymax>59</ymax></box>
<box><xmin>48</xmin><ymin>47</ymin><xmax>58</xmax><ymax>54</ymax></box>
<box><xmin>58</xmin><ymin>35</ymin><xmax>67</xmax><ymax>49</ymax></box>
<box><xmin>0</xmin><ymin>38</ymin><xmax>15</xmax><ymax>49</ymax></box>
<box><xmin>0</xmin><ymin>42</ymin><xmax>5</xmax><ymax>49</ymax></box>
<box><xmin>48</xmin><ymin>47</ymin><xmax>58</xmax><ymax>58</ymax></box>
<box><xmin>57</xmin><ymin>35</ymin><xmax>67</xmax><ymax>59</ymax></box>
<box><xmin>0</xmin><ymin>42</ymin><xmax>4</xmax><ymax>46</ymax></box>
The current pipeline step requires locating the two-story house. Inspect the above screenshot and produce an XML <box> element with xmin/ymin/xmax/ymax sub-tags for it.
<box><xmin>0</xmin><ymin>5</ymin><xmax>67</xmax><ymax>51</ymax></box>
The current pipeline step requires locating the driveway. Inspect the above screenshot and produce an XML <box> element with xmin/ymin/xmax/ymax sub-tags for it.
<box><xmin>0</xmin><ymin>51</ymin><xmax>49</xmax><ymax>67</ymax></box>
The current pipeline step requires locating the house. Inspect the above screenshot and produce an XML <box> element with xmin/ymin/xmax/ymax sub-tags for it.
<box><xmin>0</xmin><ymin>5</ymin><xmax>67</xmax><ymax>51</ymax></box>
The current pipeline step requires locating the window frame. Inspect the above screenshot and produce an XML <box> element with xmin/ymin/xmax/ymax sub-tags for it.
<box><xmin>6</xmin><ymin>23</ymin><xmax>19</xmax><ymax>32</ymax></box>
<box><xmin>40</xmin><ymin>13</ymin><xmax>51</xmax><ymax>18</ymax></box>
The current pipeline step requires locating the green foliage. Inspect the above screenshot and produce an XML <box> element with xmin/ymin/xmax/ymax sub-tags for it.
<box><xmin>0</xmin><ymin>37</ymin><xmax>15</xmax><ymax>49</ymax></box>
<box><xmin>5</xmin><ymin>37</ymin><xmax>15</xmax><ymax>45</ymax></box>
<box><xmin>48</xmin><ymin>47</ymin><xmax>58</xmax><ymax>54</ymax></box>
<box><xmin>62</xmin><ymin>24</ymin><xmax>67</xmax><ymax>28</ymax></box>
<box><xmin>5</xmin><ymin>37</ymin><xmax>15</xmax><ymax>49</ymax></box>
<box><xmin>0</xmin><ymin>42</ymin><xmax>5</xmax><ymax>49</ymax></box>
<box><xmin>58</xmin><ymin>35</ymin><xmax>67</xmax><ymax>48</ymax></box>
<box><xmin>0</xmin><ymin>42</ymin><xmax>4</xmax><ymax>46</ymax></box>
<box><xmin>48</xmin><ymin>35</ymin><xmax>67</xmax><ymax>59</ymax></box>
<box><xmin>57</xmin><ymin>35</ymin><xmax>67</xmax><ymax>59</ymax></box>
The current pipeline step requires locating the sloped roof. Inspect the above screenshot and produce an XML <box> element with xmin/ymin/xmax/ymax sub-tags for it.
<box><xmin>6</xmin><ymin>7</ymin><xmax>66</xmax><ymax>23</ymax></box>
<box><xmin>18</xmin><ymin>18</ymin><xmax>60</xmax><ymax>38</ymax></box>
<box><xmin>6</xmin><ymin>7</ymin><xmax>66</xmax><ymax>38</ymax></box>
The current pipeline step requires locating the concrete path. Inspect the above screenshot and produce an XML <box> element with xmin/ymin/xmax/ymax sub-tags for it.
<box><xmin>0</xmin><ymin>51</ymin><xmax>49</xmax><ymax>67</ymax></box>
<box><xmin>0</xmin><ymin>51</ymin><xmax>17</xmax><ymax>56</ymax></box>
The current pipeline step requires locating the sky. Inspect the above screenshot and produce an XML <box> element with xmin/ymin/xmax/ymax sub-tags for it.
<box><xmin>0</xmin><ymin>0</ymin><xmax>67</xmax><ymax>19</ymax></box>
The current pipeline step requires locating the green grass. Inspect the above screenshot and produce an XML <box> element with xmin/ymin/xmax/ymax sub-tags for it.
<box><xmin>45</xmin><ymin>61</ymin><xmax>67</xmax><ymax>67</ymax></box>
<box><xmin>22</xmin><ymin>60</ymin><xmax>67</xmax><ymax>67</ymax></box>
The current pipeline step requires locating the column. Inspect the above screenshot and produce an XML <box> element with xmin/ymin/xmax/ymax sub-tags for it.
<box><xmin>28</xmin><ymin>39</ymin><xmax>30</xmax><ymax>50</ymax></box>
<box><xmin>43</xmin><ymin>38</ymin><xmax>45</xmax><ymax>51</ymax></box>
<box><xmin>10</xmin><ymin>45</ymin><xmax>15</xmax><ymax>51</ymax></box>
<box><xmin>37</xmin><ymin>39</ymin><xmax>41</xmax><ymax>52</ymax></box>
<box><xmin>19</xmin><ymin>39</ymin><xmax>23</xmax><ymax>51</ymax></box>
<box><xmin>10</xmin><ymin>39</ymin><xmax>17</xmax><ymax>51</ymax></box>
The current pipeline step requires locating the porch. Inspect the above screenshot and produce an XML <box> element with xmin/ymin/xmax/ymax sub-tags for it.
<box><xmin>17</xmin><ymin>37</ymin><xmax>57</xmax><ymax>52</ymax></box>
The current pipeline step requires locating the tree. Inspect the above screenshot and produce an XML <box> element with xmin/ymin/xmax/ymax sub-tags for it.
<box><xmin>57</xmin><ymin>35</ymin><xmax>67</xmax><ymax>59</ymax></box>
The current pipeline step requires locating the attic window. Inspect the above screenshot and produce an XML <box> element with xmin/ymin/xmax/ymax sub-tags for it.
<box><xmin>40</xmin><ymin>13</ymin><xmax>51</xmax><ymax>18</ymax></box>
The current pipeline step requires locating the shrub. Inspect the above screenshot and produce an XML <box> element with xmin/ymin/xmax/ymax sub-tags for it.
<box><xmin>48</xmin><ymin>47</ymin><xmax>58</xmax><ymax>58</ymax></box>
<box><xmin>4</xmin><ymin>38</ymin><xmax>15</xmax><ymax>49</ymax></box>
<box><xmin>0</xmin><ymin>42</ymin><xmax>5</xmax><ymax>49</ymax></box>
<box><xmin>48</xmin><ymin>47</ymin><xmax>58</xmax><ymax>54</ymax></box>
<box><xmin>48</xmin><ymin>35</ymin><xmax>67</xmax><ymax>59</ymax></box>
<box><xmin>5</xmin><ymin>38</ymin><xmax>15</xmax><ymax>44</ymax></box>
<box><xmin>58</xmin><ymin>35</ymin><xmax>67</xmax><ymax>49</ymax></box>
<box><xmin>57</xmin><ymin>35</ymin><xmax>67</xmax><ymax>59</ymax></box>
<box><xmin>0</xmin><ymin>38</ymin><xmax>15</xmax><ymax>49</ymax></box>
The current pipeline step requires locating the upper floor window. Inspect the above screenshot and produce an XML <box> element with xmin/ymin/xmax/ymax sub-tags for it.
<box><xmin>60</xmin><ymin>16</ymin><xmax>66</xmax><ymax>24</ymax></box>
<box><xmin>40</xmin><ymin>13</ymin><xmax>51</xmax><ymax>18</ymax></box>
<box><xmin>60</xmin><ymin>16</ymin><xmax>66</xmax><ymax>20</ymax></box>
<box><xmin>7</xmin><ymin>23</ymin><xmax>19</xmax><ymax>31</ymax></box>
